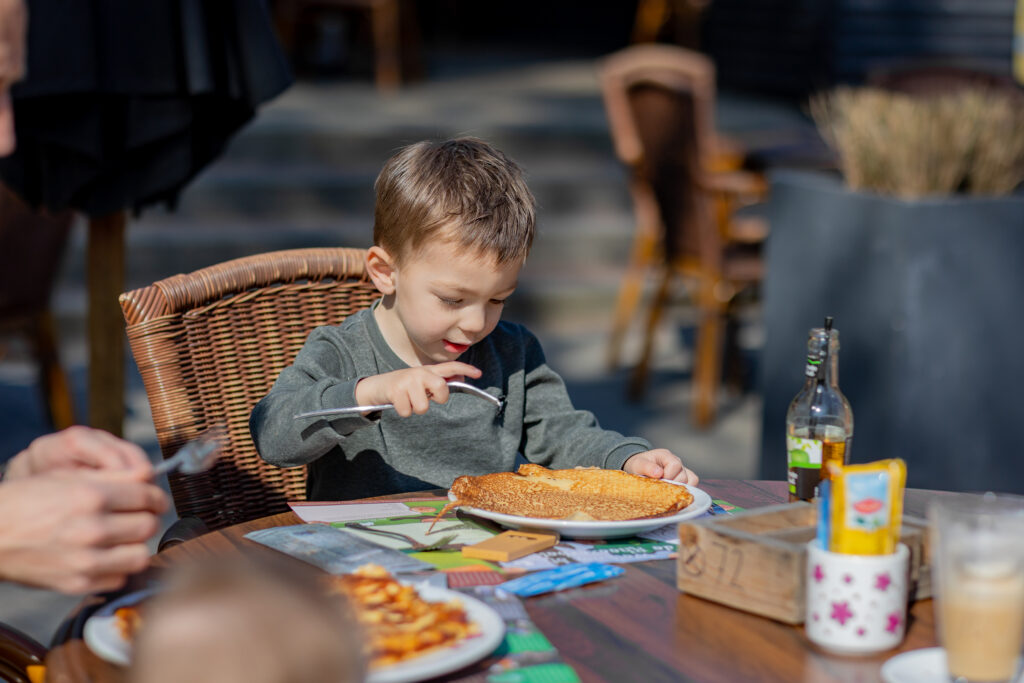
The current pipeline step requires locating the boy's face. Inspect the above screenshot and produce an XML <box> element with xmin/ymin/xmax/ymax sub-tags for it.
<box><xmin>370</xmin><ymin>238</ymin><xmax>521</xmax><ymax>367</ymax></box>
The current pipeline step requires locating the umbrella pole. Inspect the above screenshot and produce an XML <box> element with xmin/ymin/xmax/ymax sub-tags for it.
<box><xmin>87</xmin><ymin>212</ymin><xmax>125</xmax><ymax>436</ymax></box>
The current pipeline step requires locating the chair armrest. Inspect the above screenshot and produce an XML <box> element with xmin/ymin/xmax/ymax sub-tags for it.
<box><xmin>157</xmin><ymin>516</ymin><xmax>211</xmax><ymax>552</ymax></box>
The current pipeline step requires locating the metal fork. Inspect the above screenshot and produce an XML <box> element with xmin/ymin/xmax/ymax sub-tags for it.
<box><xmin>292</xmin><ymin>381</ymin><xmax>505</xmax><ymax>420</ymax></box>
<box><xmin>152</xmin><ymin>426</ymin><xmax>226</xmax><ymax>477</ymax></box>
<box><xmin>343</xmin><ymin>522</ymin><xmax>458</xmax><ymax>551</ymax></box>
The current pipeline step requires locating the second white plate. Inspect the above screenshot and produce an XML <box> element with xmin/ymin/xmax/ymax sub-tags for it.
<box><xmin>450</xmin><ymin>482</ymin><xmax>711</xmax><ymax>539</ymax></box>
<box><xmin>84</xmin><ymin>584</ymin><xmax>505</xmax><ymax>683</ymax></box>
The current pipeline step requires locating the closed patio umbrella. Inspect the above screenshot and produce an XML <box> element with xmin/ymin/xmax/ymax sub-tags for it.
<box><xmin>0</xmin><ymin>0</ymin><xmax>292</xmax><ymax>434</ymax></box>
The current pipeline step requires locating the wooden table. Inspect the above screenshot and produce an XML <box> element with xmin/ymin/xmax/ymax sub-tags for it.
<box><xmin>44</xmin><ymin>480</ymin><xmax>940</xmax><ymax>683</ymax></box>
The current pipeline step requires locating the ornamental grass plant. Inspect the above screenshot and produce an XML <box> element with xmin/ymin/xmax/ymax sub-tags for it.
<box><xmin>810</xmin><ymin>87</ymin><xmax>1024</xmax><ymax>199</ymax></box>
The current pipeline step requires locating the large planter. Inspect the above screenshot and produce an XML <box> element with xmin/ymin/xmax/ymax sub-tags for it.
<box><xmin>758</xmin><ymin>171</ymin><xmax>1024</xmax><ymax>494</ymax></box>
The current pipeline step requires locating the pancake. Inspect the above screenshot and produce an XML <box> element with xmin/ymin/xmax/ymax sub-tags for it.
<box><xmin>448</xmin><ymin>464</ymin><xmax>693</xmax><ymax>521</ymax></box>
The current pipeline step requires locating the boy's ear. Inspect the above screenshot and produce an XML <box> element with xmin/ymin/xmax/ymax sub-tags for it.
<box><xmin>366</xmin><ymin>246</ymin><xmax>397</xmax><ymax>295</ymax></box>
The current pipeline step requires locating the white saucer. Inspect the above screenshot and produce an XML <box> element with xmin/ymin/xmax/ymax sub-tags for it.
<box><xmin>881</xmin><ymin>648</ymin><xmax>947</xmax><ymax>683</ymax></box>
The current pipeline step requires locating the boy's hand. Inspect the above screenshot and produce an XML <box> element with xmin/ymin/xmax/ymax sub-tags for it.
<box><xmin>354</xmin><ymin>362</ymin><xmax>482</xmax><ymax>417</ymax></box>
<box><xmin>623</xmin><ymin>449</ymin><xmax>699</xmax><ymax>485</ymax></box>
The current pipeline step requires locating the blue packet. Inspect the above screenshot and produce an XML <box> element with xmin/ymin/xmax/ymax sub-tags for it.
<box><xmin>499</xmin><ymin>563</ymin><xmax>624</xmax><ymax>597</ymax></box>
<box><xmin>816</xmin><ymin>478</ymin><xmax>830</xmax><ymax>551</ymax></box>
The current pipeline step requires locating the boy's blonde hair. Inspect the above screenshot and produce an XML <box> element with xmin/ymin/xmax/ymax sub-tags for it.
<box><xmin>373</xmin><ymin>137</ymin><xmax>535</xmax><ymax>265</ymax></box>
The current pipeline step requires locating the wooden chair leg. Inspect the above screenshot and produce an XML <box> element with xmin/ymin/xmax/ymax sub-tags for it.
<box><xmin>31</xmin><ymin>312</ymin><xmax>75</xmax><ymax>430</ymax></box>
<box><xmin>631</xmin><ymin>0</ymin><xmax>669</xmax><ymax>43</ymax></box>
<box><xmin>87</xmin><ymin>212</ymin><xmax>126</xmax><ymax>436</ymax></box>
<box><xmin>692</xmin><ymin>282</ymin><xmax>725</xmax><ymax>428</ymax></box>
<box><xmin>628</xmin><ymin>267</ymin><xmax>674</xmax><ymax>400</ymax></box>
<box><xmin>370</xmin><ymin>0</ymin><xmax>401</xmax><ymax>90</ymax></box>
<box><xmin>607</xmin><ymin>232</ymin><xmax>658</xmax><ymax>370</ymax></box>
<box><xmin>270</xmin><ymin>2</ymin><xmax>302</xmax><ymax>65</ymax></box>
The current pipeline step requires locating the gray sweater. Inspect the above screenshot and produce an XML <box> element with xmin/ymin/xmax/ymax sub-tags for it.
<box><xmin>249</xmin><ymin>306</ymin><xmax>651</xmax><ymax>500</ymax></box>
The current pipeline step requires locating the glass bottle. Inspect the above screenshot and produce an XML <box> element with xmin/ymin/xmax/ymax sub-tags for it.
<box><xmin>786</xmin><ymin>317</ymin><xmax>854</xmax><ymax>502</ymax></box>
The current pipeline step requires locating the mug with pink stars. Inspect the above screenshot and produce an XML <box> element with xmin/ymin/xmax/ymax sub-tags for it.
<box><xmin>804</xmin><ymin>541</ymin><xmax>910</xmax><ymax>655</ymax></box>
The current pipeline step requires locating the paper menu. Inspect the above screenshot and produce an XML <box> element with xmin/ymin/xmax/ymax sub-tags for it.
<box><xmin>289</xmin><ymin>501</ymin><xmax>417</xmax><ymax>523</ymax></box>
<box><xmin>244</xmin><ymin>524</ymin><xmax>432</xmax><ymax>574</ymax></box>
<box><xmin>289</xmin><ymin>498</ymin><xmax>497</xmax><ymax>551</ymax></box>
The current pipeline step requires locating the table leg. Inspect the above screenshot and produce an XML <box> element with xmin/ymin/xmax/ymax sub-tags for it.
<box><xmin>87</xmin><ymin>212</ymin><xmax>125</xmax><ymax>436</ymax></box>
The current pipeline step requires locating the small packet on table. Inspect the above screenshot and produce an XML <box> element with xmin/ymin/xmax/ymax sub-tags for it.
<box><xmin>827</xmin><ymin>458</ymin><xmax>907</xmax><ymax>555</ymax></box>
<box><xmin>461</xmin><ymin>530</ymin><xmax>559</xmax><ymax>562</ymax></box>
<box><xmin>500</xmin><ymin>562</ymin><xmax>624</xmax><ymax>597</ymax></box>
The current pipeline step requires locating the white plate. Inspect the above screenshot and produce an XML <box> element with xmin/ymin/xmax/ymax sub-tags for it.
<box><xmin>880</xmin><ymin>648</ymin><xmax>947</xmax><ymax>683</ymax></box>
<box><xmin>366</xmin><ymin>584</ymin><xmax>505</xmax><ymax>683</ymax></box>
<box><xmin>84</xmin><ymin>584</ymin><xmax>505</xmax><ymax>683</ymax></box>
<box><xmin>82</xmin><ymin>587</ymin><xmax>160</xmax><ymax>667</ymax></box>
<box><xmin>449</xmin><ymin>482</ymin><xmax>712</xmax><ymax>539</ymax></box>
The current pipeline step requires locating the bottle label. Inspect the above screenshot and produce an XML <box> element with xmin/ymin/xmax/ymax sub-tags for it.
<box><xmin>788</xmin><ymin>436</ymin><xmax>823</xmax><ymax>467</ymax></box>
<box><xmin>787</xmin><ymin>436</ymin><xmax>822</xmax><ymax>500</ymax></box>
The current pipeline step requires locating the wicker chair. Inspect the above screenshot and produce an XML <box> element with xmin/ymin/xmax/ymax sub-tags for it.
<box><xmin>0</xmin><ymin>622</ymin><xmax>46</xmax><ymax>683</ymax></box>
<box><xmin>120</xmin><ymin>248</ymin><xmax>380</xmax><ymax>539</ymax></box>
<box><xmin>600</xmin><ymin>44</ymin><xmax>767</xmax><ymax>427</ymax></box>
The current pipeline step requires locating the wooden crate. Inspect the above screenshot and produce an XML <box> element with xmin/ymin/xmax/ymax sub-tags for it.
<box><xmin>676</xmin><ymin>503</ymin><xmax>929</xmax><ymax>624</ymax></box>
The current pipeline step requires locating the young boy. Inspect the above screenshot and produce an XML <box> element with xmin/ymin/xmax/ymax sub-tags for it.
<box><xmin>250</xmin><ymin>138</ymin><xmax>697</xmax><ymax>501</ymax></box>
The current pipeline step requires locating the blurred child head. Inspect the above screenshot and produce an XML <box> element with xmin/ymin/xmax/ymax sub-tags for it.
<box><xmin>372</xmin><ymin>137</ymin><xmax>536</xmax><ymax>266</ymax></box>
<box><xmin>128</xmin><ymin>559</ymin><xmax>366</xmax><ymax>683</ymax></box>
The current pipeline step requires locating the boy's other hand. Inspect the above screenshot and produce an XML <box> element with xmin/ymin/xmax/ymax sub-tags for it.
<box><xmin>355</xmin><ymin>363</ymin><xmax>482</xmax><ymax>417</ymax></box>
<box><xmin>623</xmin><ymin>449</ymin><xmax>699</xmax><ymax>485</ymax></box>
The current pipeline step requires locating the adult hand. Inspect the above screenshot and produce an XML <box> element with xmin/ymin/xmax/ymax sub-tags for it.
<box><xmin>623</xmin><ymin>449</ymin><xmax>699</xmax><ymax>485</ymax></box>
<box><xmin>0</xmin><ymin>469</ymin><xmax>169</xmax><ymax>593</ymax></box>
<box><xmin>4</xmin><ymin>426</ymin><xmax>154</xmax><ymax>481</ymax></box>
<box><xmin>354</xmin><ymin>362</ymin><xmax>482</xmax><ymax>417</ymax></box>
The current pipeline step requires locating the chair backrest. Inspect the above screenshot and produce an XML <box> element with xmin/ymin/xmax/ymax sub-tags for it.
<box><xmin>600</xmin><ymin>44</ymin><xmax>719</xmax><ymax>263</ymax></box>
<box><xmin>120</xmin><ymin>248</ymin><xmax>380</xmax><ymax>531</ymax></box>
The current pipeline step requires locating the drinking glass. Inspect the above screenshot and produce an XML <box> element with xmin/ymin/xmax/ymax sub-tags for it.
<box><xmin>929</xmin><ymin>493</ymin><xmax>1024</xmax><ymax>683</ymax></box>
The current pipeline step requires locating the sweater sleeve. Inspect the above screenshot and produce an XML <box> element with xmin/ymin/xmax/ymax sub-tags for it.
<box><xmin>249</xmin><ymin>327</ymin><xmax>378</xmax><ymax>468</ymax></box>
<box><xmin>517</xmin><ymin>330</ymin><xmax>650</xmax><ymax>470</ymax></box>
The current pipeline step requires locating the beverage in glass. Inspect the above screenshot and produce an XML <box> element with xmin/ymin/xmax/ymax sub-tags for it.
<box><xmin>929</xmin><ymin>493</ymin><xmax>1024</xmax><ymax>682</ymax></box>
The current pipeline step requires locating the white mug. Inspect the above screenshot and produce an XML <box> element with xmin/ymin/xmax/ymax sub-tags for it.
<box><xmin>805</xmin><ymin>541</ymin><xmax>909</xmax><ymax>655</ymax></box>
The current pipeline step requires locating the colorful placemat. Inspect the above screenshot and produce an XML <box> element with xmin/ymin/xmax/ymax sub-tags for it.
<box><xmin>448</xmin><ymin>585</ymin><xmax>581</xmax><ymax>683</ymax></box>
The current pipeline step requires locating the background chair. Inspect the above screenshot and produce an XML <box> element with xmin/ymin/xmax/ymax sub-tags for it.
<box><xmin>600</xmin><ymin>44</ymin><xmax>767</xmax><ymax>427</ymax></box>
<box><xmin>120</xmin><ymin>248</ymin><xmax>379</xmax><ymax>541</ymax></box>
<box><xmin>272</xmin><ymin>0</ymin><xmax>420</xmax><ymax>90</ymax></box>
<box><xmin>0</xmin><ymin>185</ymin><xmax>75</xmax><ymax>431</ymax></box>
<box><xmin>0</xmin><ymin>621</ymin><xmax>47</xmax><ymax>683</ymax></box>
